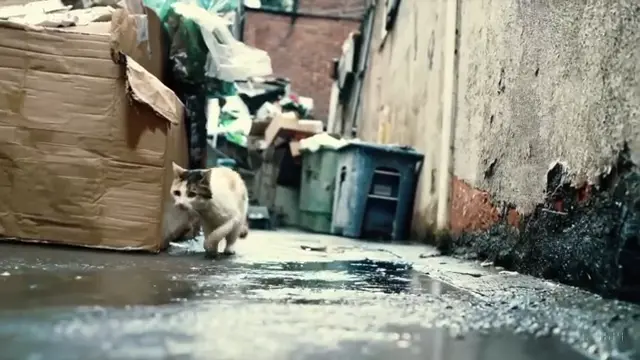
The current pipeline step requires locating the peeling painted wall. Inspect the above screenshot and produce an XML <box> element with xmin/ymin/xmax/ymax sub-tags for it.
<box><xmin>356</xmin><ymin>0</ymin><xmax>450</xmax><ymax>238</ymax></box>
<box><xmin>356</xmin><ymin>0</ymin><xmax>640</xmax><ymax>237</ymax></box>
<box><xmin>455</xmin><ymin>0</ymin><xmax>640</xmax><ymax>214</ymax></box>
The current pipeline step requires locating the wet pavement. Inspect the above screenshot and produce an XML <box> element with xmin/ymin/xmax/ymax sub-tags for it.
<box><xmin>0</xmin><ymin>230</ymin><xmax>638</xmax><ymax>360</ymax></box>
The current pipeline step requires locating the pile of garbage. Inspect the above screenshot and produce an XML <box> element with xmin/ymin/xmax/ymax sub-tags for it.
<box><xmin>2</xmin><ymin>0</ymin><xmax>318</xmax><ymax>170</ymax></box>
<box><xmin>0</xmin><ymin>0</ymin><xmax>331</xmax><ymax>251</ymax></box>
<box><xmin>137</xmin><ymin>0</ymin><xmax>316</xmax><ymax>168</ymax></box>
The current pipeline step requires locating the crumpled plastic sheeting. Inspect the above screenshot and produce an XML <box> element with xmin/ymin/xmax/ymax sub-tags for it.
<box><xmin>144</xmin><ymin>0</ymin><xmax>265</xmax><ymax>166</ymax></box>
<box><xmin>206</xmin><ymin>95</ymin><xmax>252</xmax><ymax>147</ymax></box>
<box><xmin>299</xmin><ymin>133</ymin><xmax>350</xmax><ymax>153</ymax></box>
<box><xmin>171</xmin><ymin>2</ymin><xmax>272</xmax><ymax>82</ymax></box>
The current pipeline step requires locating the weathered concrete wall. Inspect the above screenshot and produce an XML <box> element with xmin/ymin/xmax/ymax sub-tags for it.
<box><xmin>450</xmin><ymin>0</ymin><xmax>640</xmax><ymax>302</ymax></box>
<box><xmin>355</xmin><ymin>0</ymin><xmax>640</xmax><ymax>300</ymax></box>
<box><xmin>357</xmin><ymin>0</ymin><xmax>640</xmax><ymax>232</ymax></box>
<box><xmin>357</xmin><ymin>0</ymin><xmax>450</xmax><ymax>238</ymax></box>
<box><xmin>455</xmin><ymin>0</ymin><xmax>640</xmax><ymax>217</ymax></box>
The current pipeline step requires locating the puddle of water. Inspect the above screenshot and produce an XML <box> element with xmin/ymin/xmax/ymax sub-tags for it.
<box><xmin>0</xmin><ymin>304</ymin><xmax>592</xmax><ymax>360</ymax></box>
<box><xmin>0</xmin><ymin>241</ymin><xmax>455</xmax><ymax>311</ymax></box>
<box><xmin>0</xmin><ymin>269</ymin><xmax>202</xmax><ymax>310</ymax></box>
<box><xmin>0</xmin><ymin>243</ymin><xmax>594</xmax><ymax>360</ymax></box>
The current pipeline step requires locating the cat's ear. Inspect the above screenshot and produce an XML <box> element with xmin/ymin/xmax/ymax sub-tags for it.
<box><xmin>172</xmin><ymin>162</ymin><xmax>186</xmax><ymax>178</ymax></box>
<box><xmin>200</xmin><ymin>168</ymin><xmax>212</xmax><ymax>181</ymax></box>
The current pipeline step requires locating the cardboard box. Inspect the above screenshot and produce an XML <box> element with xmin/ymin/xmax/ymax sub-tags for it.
<box><xmin>0</xmin><ymin>13</ymin><xmax>187</xmax><ymax>252</ymax></box>
<box><xmin>263</xmin><ymin>113</ymin><xmax>324</xmax><ymax>152</ymax></box>
<box><xmin>110</xmin><ymin>5</ymin><xmax>165</xmax><ymax>81</ymax></box>
<box><xmin>263</xmin><ymin>111</ymin><xmax>298</xmax><ymax>147</ymax></box>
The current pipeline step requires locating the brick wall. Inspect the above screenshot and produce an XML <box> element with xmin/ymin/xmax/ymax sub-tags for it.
<box><xmin>243</xmin><ymin>7</ymin><xmax>363</xmax><ymax>120</ymax></box>
<box><xmin>296</xmin><ymin>0</ymin><xmax>369</xmax><ymax>18</ymax></box>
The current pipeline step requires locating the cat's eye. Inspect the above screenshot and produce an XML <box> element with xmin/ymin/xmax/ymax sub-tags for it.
<box><xmin>173</xmin><ymin>190</ymin><xmax>181</xmax><ymax>196</ymax></box>
<box><xmin>187</xmin><ymin>191</ymin><xmax>196</xmax><ymax>198</ymax></box>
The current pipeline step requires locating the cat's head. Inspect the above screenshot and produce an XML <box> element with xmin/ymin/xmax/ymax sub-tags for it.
<box><xmin>170</xmin><ymin>162</ymin><xmax>212</xmax><ymax>212</ymax></box>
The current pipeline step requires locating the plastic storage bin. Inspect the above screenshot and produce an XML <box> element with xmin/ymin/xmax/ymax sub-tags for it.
<box><xmin>330</xmin><ymin>143</ymin><xmax>423</xmax><ymax>241</ymax></box>
<box><xmin>298</xmin><ymin>147</ymin><xmax>340</xmax><ymax>233</ymax></box>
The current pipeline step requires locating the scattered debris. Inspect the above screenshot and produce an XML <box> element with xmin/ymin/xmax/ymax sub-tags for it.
<box><xmin>480</xmin><ymin>260</ymin><xmax>494</xmax><ymax>267</ymax></box>
<box><xmin>499</xmin><ymin>270</ymin><xmax>519</xmax><ymax>276</ymax></box>
<box><xmin>299</xmin><ymin>132</ymin><xmax>350</xmax><ymax>153</ymax></box>
<box><xmin>451</xmin><ymin>271</ymin><xmax>484</xmax><ymax>278</ymax></box>
<box><xmin>541</xmin><ymin>208</ymin><xmax>567</xmax><ymax>216</ymax></box>
<box><xmin>375</xmin><ymin>249</ymin><xmax>403</xmax><ymax>259</ymax></box>
<box><xmin>419</xmin><ymin>252</ymin><xmax>441</xmax><ymax>259</ymax></box>
<box><xmin>300</xmin><ymin>245</ymin><xmax>328</xmax><ymax>252</ymax></box>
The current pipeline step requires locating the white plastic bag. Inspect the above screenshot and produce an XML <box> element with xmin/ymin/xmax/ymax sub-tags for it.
<box><xmin>171</xmin><ymin>2</ymin><xmax>273</xmax><ymax>82</ymax></box>
<box><xmin>206</xmin><ymin>96</ymin><xmax>252</xmax><ymax>147</ymax></box>
<box><xmin>255</xmin><ymin>102</ymin><xmax>282</xmax><ymax>122</ymax></box>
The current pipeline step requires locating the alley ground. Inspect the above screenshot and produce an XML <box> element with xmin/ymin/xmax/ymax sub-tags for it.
<box><xmin>0</xmin><ymin>230</ymin><xmax>638</xmax><ymax>360</ymax></box>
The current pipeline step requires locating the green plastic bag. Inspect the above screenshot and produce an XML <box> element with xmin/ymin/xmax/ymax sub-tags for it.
<box><xmin>218</xmin><ymin>111</ymin><xmax>248</xmax><ymax>147</ymax></box>
<box><xmin>143</xmin><ymin>0</ymin><xmax>239</xmax><ymax>167</ymax></box>
<box><xmin>143</xmin><ymin>0</ymin><xmax>240</xmax><ymax>84</ymax></box>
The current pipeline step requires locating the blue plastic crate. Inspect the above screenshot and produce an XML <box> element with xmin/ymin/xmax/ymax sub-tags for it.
<box><xmin>330</xmin><ymin>142</ymin><xmax>424</xmax><ymax>241</ymax></box>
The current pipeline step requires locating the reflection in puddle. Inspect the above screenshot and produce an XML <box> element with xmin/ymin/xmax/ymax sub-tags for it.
<box><xmin>238</xmin><ymin>259</ymin><xmax>417</xmax><ymax>295</ymax></box>
<box><xmin>0</xmin><ymin>244</ymin><xmax>596</xmax><ymax>360</ymax></box>
<box><xmin>0</xmin><ymin>251</ymin><xmax>453</xmax><ymax>311</ymax></box>
<box><xmin>0</xmin><ymin>270</ymin><xmax>201</xmax><ymax>310</ymax></box>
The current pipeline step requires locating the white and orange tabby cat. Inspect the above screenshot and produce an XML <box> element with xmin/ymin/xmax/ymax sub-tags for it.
<box><xmin>170</xmin><ymin>162</ymin><xmax>249</xmax><ymax>258</ymax></box>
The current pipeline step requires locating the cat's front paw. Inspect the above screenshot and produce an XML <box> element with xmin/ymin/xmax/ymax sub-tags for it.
<box><xmin>222</xmin><ymin>249</ymin><xmax>236</xmax><ymax>257</ymax></box>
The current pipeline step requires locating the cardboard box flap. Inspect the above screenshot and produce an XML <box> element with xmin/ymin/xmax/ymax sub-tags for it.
<box><xmin>109</xmin><ymin>6</ymin><xmax>164</xmax><ymax>79</ymax></box>
<box><xmin>125</xmin><ymin>55</ymin><xmax>183</xmax><ymax>125</ymax></box>
<box><xmin>110</xmin><ymin>8</ymin><xmax>148</xmax><ymax>58</ymax></box>
<box><xmin>0</xmin><ymin>18</ymin><xmax>182</xmax><ymax>126</ymax></box>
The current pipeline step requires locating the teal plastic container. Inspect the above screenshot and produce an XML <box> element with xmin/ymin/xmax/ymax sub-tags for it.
<box><xmin>216</xmin><ymin>158</ymin><xmax>236</xmax><ymax>168</ymax></box>
<box><xmin>299</xmin><ymin>147</ymin><xmax>340</xmax><ymax>233</ymax></box>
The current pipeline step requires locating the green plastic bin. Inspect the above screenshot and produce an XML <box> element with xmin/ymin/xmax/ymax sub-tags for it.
<box><xmin>299</xmin><ymin>147</ymin><xmax>340</xmax><ymax>233</ymax></box>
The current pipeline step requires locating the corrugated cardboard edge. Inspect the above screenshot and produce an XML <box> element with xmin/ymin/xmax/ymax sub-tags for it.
<box><xmin>121</xmin><ymin>57</ymin><xmax>185</xmax><ymax>253</ymax></box>
<box><xmin>111</xmin><ymin>10</ymin><xmax>187</xmax><ymax>253</ymax></box>
<box><xmin>109</xmin><ymin>6</ymin><xmax>165</xmax><ymax>80</ymax></box>
<box><xmin>0</xmin><ymin>237</ymin><xmax>157</xmax><ymax>252</ymax></box>
<box><xmin>159</xmin><ymin>85</ymin><xmax>189</xmax><ymax>253</ymax></box>
<box><xmin>0</xmin><ymin>19</ymin><xmax>186</xmax><ymax>253</ymax></box>
<box><xmin>124</xmin><ymin>55</ymin><xmax>182</xmax><ymax>125</ymax></box>
<box><xmin>0</xmin><ymin>18</ymin><xmax>103</xmax><ymax>35</ymax></box>
<box><xmin>109</xmin><ymin>8</ymin><xmax>144</xmax><ymax>52</ymax></box>
<box><xmin>0</xmin><ymin>19</ymin><xmax>183</xmax><ymax>126</ymax></box>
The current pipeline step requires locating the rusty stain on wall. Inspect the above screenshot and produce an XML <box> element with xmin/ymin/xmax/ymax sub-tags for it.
<box><xmin>449</xmin><ymin>176</ymin><xmax>520</xmax><ymax>235</ymax></box>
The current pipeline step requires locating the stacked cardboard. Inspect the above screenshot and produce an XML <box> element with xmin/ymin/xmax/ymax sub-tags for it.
<box><xmin>0</xmin><ymin>6</ymin><xmax>188</xmax><ymax>252</ymax></box>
